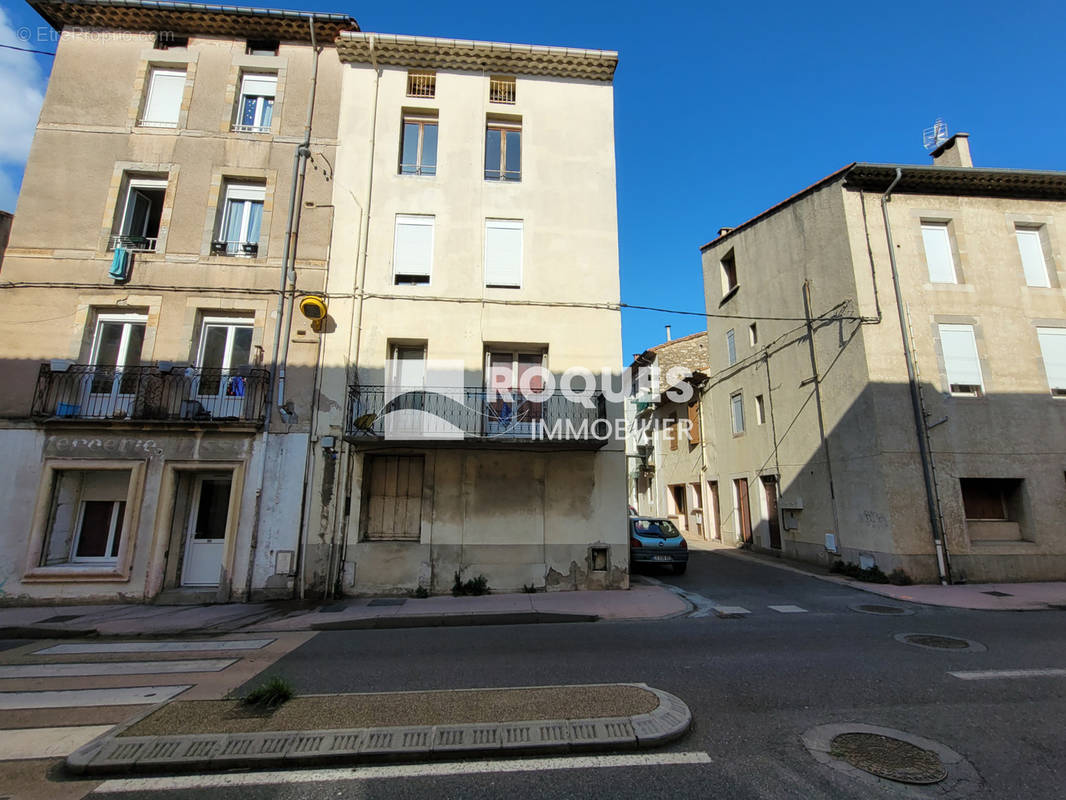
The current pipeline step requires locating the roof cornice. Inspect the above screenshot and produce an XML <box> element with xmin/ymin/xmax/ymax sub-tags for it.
<box><xmin>337</xmin><ymin>32</ymin><xmax>618</xmax><ymax>81</ymax></box>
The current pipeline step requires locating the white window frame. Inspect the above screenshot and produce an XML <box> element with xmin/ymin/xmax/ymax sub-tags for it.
<box><xmin>234</xmin><ymin>73</ymin><xmax>277</xmax><ymax>133</ymax></box>
<box><xmin>921</xmin><ymin>222</ymin><xmax>958</xmax><ymax>284</ymax></box>
<box><xmin>730</xmin><ymin>392</ymin><xmax>745</xmax><ymax>435</ymax></box>
<box><xmin>1037</xmin><ymin>327</ymin><xmax>1066</xmax><ymax>396</ymax></box>
<box><xmin>939</xmin><ymin>323</ymin><xmax>984</xmax><ymax>397</ymax></box>
<box><xmin>140</xmin><ymin>67</ymin><xmax>186</xmax><ymax>128</ymax></box>
<box><xmin>90</xmin><ymin>313</ymin><xmax>148</xmax><ymax>372</ymax></box>
<box><xmin>726</xmin><ymin>329</ymin><xmax>736</xmax><ymax>365</ymax></box>
<box><xmin>113</xmin><ymin>177</ymin><xmax>168</xmax><ymax>251</ymax></box>
<box><xmin>484</xmin><ymin>218</ymin><xmax>523</xmax><ymax>288</ymax></box>
<box><xmin>70</xmin><ymin>499</ymin><xmax>125</xmax><ymax>564</ymax></box>
<box><xmin>197</xmin><ymin>317</ymin><xmax>254</xmax><ymax>372</ymax></box>
<box><xmin>218</xmin><ymin>183</ymin><xmax>265</xmax><ymax>255</ymax></box>
<box><xmin>392</xmin><ymin>214</ymin><xmax>435</xmax><ymax>284</ymax></box>
<box><xmin>1016</xmin><ymin>226</ymin><xmax>1052</xmax><ymax>288</ymax></box>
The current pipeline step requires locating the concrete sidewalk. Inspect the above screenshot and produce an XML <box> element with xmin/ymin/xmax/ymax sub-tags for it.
<box><xmin>0</xmin><ymin>585</ymin><xmax>688</xmax><ymax>638</ymax></box>
<box><xmin>695</xmin><ymin>538</ymin><xmax>1066</xmax><ymax>611</ymax></box>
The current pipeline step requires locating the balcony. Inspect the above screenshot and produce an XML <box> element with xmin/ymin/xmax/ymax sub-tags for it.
<box><xmin>109</xmin><ymin>234</ymin><xmax>158</xmax><ymax>253</ymax></box>
<box><xmin>32</xmin><ymin>364</ymin><xmax>269</xmax><ymax>425</ymax></box>
<box><xmin>346</xmin><ymin>385</ymin><xmax>608</xmax><ymax>449</ymax></box>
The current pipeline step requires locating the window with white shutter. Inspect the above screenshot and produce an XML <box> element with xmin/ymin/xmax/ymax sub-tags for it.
<box><xmin>484</xmin><ymin>219</ymin><xmax>523</xmax><ymax>288</ymax></box>
<box><xmin>1016</xmin><ymin>227</ymin><xmax>1051</xmax><ymax>288</ymax></box>
<box><xmin>140</xmin><ymin>68</ymin><xmax>185</xmax><ymax>127</ymax></box>
<box><xmin>921</xmin><ymin>222</ymin><xmax>957</xmax><ymax>284</ymax></box>
<box><xmin>1037</xmin><ymin>328</ymin><xmax>1066</xmax><ymax>396</ymax></box>
<box><xmin>939</xmin><ymin>324</ymin><xmax>984</xmax><ymax>396</ymax></box>
<box><xmin>393</xmin><ymin>215</ymin><xmax>434</xmax><ymax>284</ymax></box>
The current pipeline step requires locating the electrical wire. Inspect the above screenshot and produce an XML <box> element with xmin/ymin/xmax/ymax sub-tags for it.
<box><xmin>0</xmin><ymin>43</ymin><xmax>55</xmax><ymax>56</ymax></box>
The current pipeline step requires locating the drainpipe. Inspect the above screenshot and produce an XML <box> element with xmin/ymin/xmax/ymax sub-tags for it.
<box><xmin>330</xmin><ymin>34</ymin><xmax>382</xmax><ymax>596</ymax></box>
<box><xmin>880</xmin><ymin>168</ymin><xmax>951</xmax><ymax>585</ymax></box>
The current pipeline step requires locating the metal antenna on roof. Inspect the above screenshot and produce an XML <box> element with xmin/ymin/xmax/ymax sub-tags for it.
<box><xmin>922</xmin><ymin>118</ymin><xmax>949</xmax><ymax>151</ymax></box>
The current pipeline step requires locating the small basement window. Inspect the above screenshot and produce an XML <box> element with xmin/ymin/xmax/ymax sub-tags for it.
<box><xmin>246</xmin><ymin>39</ymin><xmax>279</xmax><ymax>56</ymax></box>
<box><xmin>489</xmin><ymin>76</ymin><xmax>516</xmax><ymax>104</ymax></box>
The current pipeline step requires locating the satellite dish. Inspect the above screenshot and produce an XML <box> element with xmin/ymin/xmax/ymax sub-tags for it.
<box><xmin>922</xmin><ymin>118</ymin><xmax>949</xmax><ymax>151</ymax></box>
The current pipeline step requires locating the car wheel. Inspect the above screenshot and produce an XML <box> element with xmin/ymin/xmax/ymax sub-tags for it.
<box><xmin>674</xmin><ymin>563</ymin><xmax>687</xmax><ymax>575</ymax></box>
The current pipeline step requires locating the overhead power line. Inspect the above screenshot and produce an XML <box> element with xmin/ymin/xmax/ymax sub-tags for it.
<box><xmin>0</xmin><ymin>43</ymin><xmax>56</xmax><ymax>56</ymax></box>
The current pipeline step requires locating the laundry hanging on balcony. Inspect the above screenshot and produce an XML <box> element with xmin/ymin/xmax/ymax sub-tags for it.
<box><xmin>109</xmin><ymin>246</ymin><xmax>131</xmax><ymax>281</ymax></box>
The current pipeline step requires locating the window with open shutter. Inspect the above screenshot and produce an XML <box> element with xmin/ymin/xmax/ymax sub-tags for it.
<box><xmin>393</xmin><ymin>215</ymin><xmax>434</xmax><ymax>284</ymax></box>
<box><xmin>687</xmin><ymin>402</ymin><xmax>700</xmax><ymax>444</ymax></box>
<box><xmin>485</xmin><ymin>219</ymin><xmax>522</xmax><ymax>287</ymax></box>
<box><xmin>939</xmin><ymin>324</ymin><xmax>984</xmax><ymax>396</ymax></box>
<box><xmin>1037</xmin><ymin>328</ymin><xmax>1066</xmax><ymax>395</ymax></box>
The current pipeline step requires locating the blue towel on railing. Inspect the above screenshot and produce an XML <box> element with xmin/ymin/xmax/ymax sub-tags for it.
<box><xmin>109</xmin><ymin>247</ymin><xmax>130</xmax><ymax>281</ymax></box>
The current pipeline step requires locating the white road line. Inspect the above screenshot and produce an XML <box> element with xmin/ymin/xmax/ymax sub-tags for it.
<box><xmin>35</xmin><ymin>639</ymin><xmax>274</xmax><ymax>656</ymax></box>
<box><xmin>0</xmin><ymin>684</ymin><xmax>190</xmax><ymax>709</ymax></box>
<box><xmin>769</xmin><ymin>605</ymin><xmax>808</xmax><ymax>614</ymax></box>
<box><xmin>91</xmin><ymin>751</ymin><xmax>714</xmax><ymax>793</ymax></box>
<box><xmin>0</xmin><ymin>659</ymin><xmax>237</xmax><ymax>679</ymax></box>
<box><xmin>0</xmin><ymin>725</ymin><xmax>113</xmax><ymax>760</ymax></box>
<box><xmin>949</xmin><ymin>668</ymin><xmax>1066</xmax><ymax>681</ymax></box>
<box><xmin>636</xmin><ymin>575</ymin><xmax>724</xmax><ymax>618</ymax></box>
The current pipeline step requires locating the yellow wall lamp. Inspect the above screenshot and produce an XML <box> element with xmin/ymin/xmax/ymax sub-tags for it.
<box><xmin>298</xmin><ymin>294</ymin><xmax>328</xmax><ymax>332</ymax></box>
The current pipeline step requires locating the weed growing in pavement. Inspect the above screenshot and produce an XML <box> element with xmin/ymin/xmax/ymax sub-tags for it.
<box><xmin>522</xmin><ymin>583</ymin><xmax>538</xmax><ymax>594</ymax></box>
<box><xmin>413</xmin><ymin>585</ymin><xmax>430</xmax><ymax>598</ymax></box>
<box><xmin>830</xmin><ymin>560</ymin><xmax>890</xmax><ymax>584</ymax></box>
<box><xmin>240</xmin><ymin>675</ymin><xmax>295</xmax><ymax>710</ymax></box>
<box><xmin>452</xmin><ymin>571</ymin><xmax>491</xmax><ymax>596</ymax></box>
<box><xmin>887</xmin><ymin>568</ymin><xmax>913</xmax><ymax>586</ymax></box>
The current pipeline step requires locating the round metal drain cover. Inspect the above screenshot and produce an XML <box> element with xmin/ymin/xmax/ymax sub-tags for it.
<box><xmin>894</xmin><ymin>632</ymin><xmax>986</xmax><ymax>652</ymax></box>
<box><xmin>849</xmin><ymin>603</ymin><xmax>913</xmax><ymax>616</ymax></box>
<box><xmin>829</xmin><ymin>732</ymin><xmax>947</xmax><ymax>784</ymax></box>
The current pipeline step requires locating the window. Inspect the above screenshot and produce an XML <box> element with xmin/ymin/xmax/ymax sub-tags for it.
<box><xmin>111</xmin><ymin>176</ymin><xmax>166</xmax><ymax>252</ymax></box>
<box><xmin>246</xmin><ymin>39</ymin><xmax>279</xmax><ymax>56</ymax></box>
<box><xmin>40</xmin><ymin>470</ymin><xmax>131</xmax><ymax>566</ymax></box>
<box><xmin>730</xmin><ymin>392</ymin><xmax>745</xmax><ymax>435</ymax></box>
<box><xmin>939</xmin><ymin>323</ymin><xmax>984</xmax><ymax>396</ymax></box>
<box><xmin>1037</xmin><ymin>328</ymin><xmax>1066</xmax><ymax>396</ymax></box>
<box><xmin>485</xmin><ymin>350</ymin><xmax>546</xmax><ymax>435</ymax></box>
<box><xmin>140</xmin><ymin>68</ymin><xmax>185</xmax><ymax>127</ymax></box>
<box><xmin>362</xmin><ymin>455</ymin><xmax>424</xmax><ymax>541</ymax></box>
<box><xmin>89</xmin><ymin>313</ymin><xmax>147</xmax><ymax>397</ymax></box>
<box><xmin>749</xmin><ymin>322</ymin><xmax>758</xmax><ymax>346</ymax></box>
<box><xmin>726</xmin><ymin>329</ymin><xmax>736</xmax><ymax>365</ymax></box>
<box><xmin>399</xmin><ymin>113</ymin><xmax>438</xmax><ymax>176</ymax></box>
<box><xmin>755</xmin><ymin>394</ymin><xmax>765</xmax><ymax>425</ymax></box>
<box><xmin>1017</xmin><ymin>226</ymin><xmax>1052</xmax><ymax>288</ymax></box>
<box><xmin>393</xmin><ymin>214</ymin><xmax>434</xmax><ymax>284</ymax></box>
<box><xmin>406</xmin><ymin>70</ymin><xmax>436</xmax><ymax>98</ymax></box>
<box><xmin>196</xmin><ymin>317</ymin><xmax>253</xmax><ymax>403</ymax></box>
<box><xmin>485</xmin><ymin>118</ymin><xmax>521</xmax><ymax>181</ymax></box>
<box><xmin>485</xmin><ymin>219</ymin><xmax>523</xmax><ymax>288</ymax></box>
<box><xmin>960</xmin><ymin>478</ymin><xmax>1020</xmax><ymax>521</ymax></box>
<box><xmin>234</xmin><ymin>74</ymin><xmax>276</xmax><ymax>133</ymax></box>
<box><xmin>921</xmin><ymin>222</ymin><xmax>958</xmax><ymax>283</ymax></box>
<box><xmin>489</xmin><ymin>75</ymin><xmax>516</xmax><ymax>104</ymax></box>
<box><xmin>721</xmin><ymin>249</ymin><xmax>738</xmax><ymax>296</ymax></box>
<box><xmin>214</xmin><ymin>183</ymin><xmax>264</xmax><ymax>256</ymax></box>
<box><xmin>154</xmin><ymin>33</ymin><xmax>188</xmax><ymax>49</ymax></box>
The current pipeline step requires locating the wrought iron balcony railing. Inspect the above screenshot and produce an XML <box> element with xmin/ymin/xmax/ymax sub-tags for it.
<box><xmin>346</xmin><ymin>385</ymin><xmax>608</xmax><ymax>446</ymax></box>
<box><xmin>32</xmin><ymin>364</ymin><xmax>269</xmax><ymax>424</ymax></box>
<box><xmin>109</xmin><ymin>234</ymin><xmax>158</xmax><ymax>252</ymax></box>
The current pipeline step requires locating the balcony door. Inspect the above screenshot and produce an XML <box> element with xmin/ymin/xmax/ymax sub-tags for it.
<box><xmin>182</xmin><ymin>473</ymin><xmax>232</xmax><ymax>587</ymax></box>
<box><xmin>485</xmin><ymin>350</ymin><xmax>544</xmax><ymax>437</ymax></box>
<box><xmin>86</xmin><ymin>314</ymin><xmax>147</xmax><ymax>418</ymax></box>
<box><xmin>195</xmin><ymin>319</ymin><xmax>253</xmax><ymax>419</ymax></box>
<box><xmin>385</xmin><ymin>345</ymin><xmax>426</xmax><ymax>437</ymax></box>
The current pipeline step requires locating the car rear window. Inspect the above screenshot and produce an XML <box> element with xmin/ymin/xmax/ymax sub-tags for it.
<box><xmin>631</xmin><ymin>519</ymin><xmax>680</xmax><ymax>538</ymax></box>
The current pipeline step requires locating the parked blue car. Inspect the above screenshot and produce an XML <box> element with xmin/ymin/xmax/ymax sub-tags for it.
<box><xmin>629</xmin><ymin>517</ymin><xmax>688</xmax><ymax>574</ymax></box>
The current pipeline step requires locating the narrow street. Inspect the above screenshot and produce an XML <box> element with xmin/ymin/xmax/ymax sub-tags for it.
<box><xmin>6</xmin><ymin>548</ymin><xmax>1055</xmax><ymax>799</ymax></box>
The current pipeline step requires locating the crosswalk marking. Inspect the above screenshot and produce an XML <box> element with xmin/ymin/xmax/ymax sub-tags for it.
<box><xmin>712</xmin><ymin>606</ymin><xmax>751</xmax><ymax>618</ymax></box>
<box><xmin>0</xmin><ymin>725</ymin><xmax>113</xmax><ymax>760</ymax></box>
<box><xmin>35</xmin><ymin>639</ymin><xmax>274</xmax><ymax>656</ymax></box>
<box><xmin>769</xmin><ymin>605</ymin><xmax>808</xmax><ymax>614</ymax></box>
<box><xmin>949</xmin><ymin>668</ymin><xmax>1066</xmax><ymax>681</ymax></box>
<box><xmin>0</xmin><ymin>684</ymin><xmax>191</xmax><ymax>709</ymax></box>
<box><xmin>91</xmin><ymin>751</ymin><xmax>715</xmax><ymax>792</ymax></box>
<box><xmin>0</xmin><ymin>658</ymin><xmax>237</xmax><ymax>679</ymax></box>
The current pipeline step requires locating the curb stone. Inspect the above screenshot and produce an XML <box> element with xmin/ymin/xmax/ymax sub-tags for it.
<box><xmin>65</xmin><ymin>683</ymin><xmax>691</xmax><ymax>776</ymax></box>
<box><xmin>309</xmin><ymin>611</ymin><xmax>598</xmax><ymax>631</ymax></box>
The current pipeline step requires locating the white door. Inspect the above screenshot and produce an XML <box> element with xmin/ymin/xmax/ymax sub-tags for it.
<box><xmin>195</xmin><ymin>319</ymin><xmax>253</xmax><ymax>419</ymax></box>
<box><xmin>182</xmin><ymin>474</ymin><xmax>232</xmax><ymax>587</ymax></box>
<box><xmin>385</xmin><ymin>345</ymin><xmax>426</xmax><ymax>436</ymax></box>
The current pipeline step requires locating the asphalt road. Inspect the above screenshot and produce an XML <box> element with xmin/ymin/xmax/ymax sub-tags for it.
<box><xmin>84</xmin><ymin>550</ymin><xmax>1066</xmax><ymax>798</ymax></box>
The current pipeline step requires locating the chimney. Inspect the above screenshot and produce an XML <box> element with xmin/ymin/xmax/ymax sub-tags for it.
<box><xmin>931</xmin><ymin>132</ymin><xmax>972</xmax><ymax>168</ymax></box>
<box><xmin>665</xmin><ymin>325</ymin><xmax>672</xmax><ymax>341</ymax></box>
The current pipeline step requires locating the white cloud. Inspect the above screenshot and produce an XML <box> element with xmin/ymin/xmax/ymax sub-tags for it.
<box><xmin>0</xmin><ymin>8</ymin><xmax>46</xmax><ymax>165</ymax></box>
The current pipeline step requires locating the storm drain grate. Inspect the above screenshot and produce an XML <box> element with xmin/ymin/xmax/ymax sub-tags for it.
<box><xmin>38</xmin><ymin>615</ymin><xmax>83</xmax><ymax>624</ymax></box>
<box><xmin>982</xmin><ymin>590</ymin><xmax>1013</xmax><ymax>597</ymax></box>
<box><xmin>829</xmin><ymin>733</ymin><xmax>947</xmax><ymax>784</ymax></box>
<box><xmin>368</xmin><ymin>598</ymin><xmax>407</xmax><ymax>607</ymax></box>
<box><xmin>851</xmin><ymin>604</ymin><xmax>911</xmax><ymax>616</ymax></box>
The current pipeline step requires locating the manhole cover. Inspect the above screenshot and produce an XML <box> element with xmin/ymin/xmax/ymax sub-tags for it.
<box><xmin>894</xmin><ymin>632</ymin><xmax>986</xmax><ymax>652</ymax></box>
<box><xmin>850</xmin><ymin>603</ymin><xmax>913</xmax><ymax>616</ymax></box>
<box><xmin>829</xmin><ymin>733</ymin><xmax>947</xmax><ymax>784</ymax></box>
<box><xmin>368</xmin><ymin>598</ymin><xmax>407</xmax><ymax>607</ymax></box>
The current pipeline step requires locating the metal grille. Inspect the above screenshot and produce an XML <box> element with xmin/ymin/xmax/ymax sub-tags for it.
<box><xmin>109</xmin><ymin>235</ymin><xmax>158</xmax><ymax>253</ymax></box>
<box><xmin>406</xmin><ymin>71</ymin><xmax>436</xmax><ymax>98</ymax></box>
<box><xmin>489</xmin><ymin>76</ymin><xmax>516</xmax><ymax>103</ymax></box>
<box><xmin>33</xmin><ymin>364</ymin><xmax>269</xmax><ymax>424</ymax></box>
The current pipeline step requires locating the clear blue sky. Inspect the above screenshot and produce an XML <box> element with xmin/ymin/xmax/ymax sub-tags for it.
<box><xmin>3</xmin><ymin>0</ymin><xmax>1066</xmax><ymax>359</ymax></box>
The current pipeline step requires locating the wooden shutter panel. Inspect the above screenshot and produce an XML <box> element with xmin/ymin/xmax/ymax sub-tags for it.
<box><xmin>688</xmin><ymin>402</ymin><xmax>700</xmax><ymax>444</ymax></box>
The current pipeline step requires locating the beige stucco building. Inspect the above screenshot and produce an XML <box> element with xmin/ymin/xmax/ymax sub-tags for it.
<box><xmin>300</xmin><ymin>34</ymin><xmax>629</xmax><ymax>596</ymax></box>
<box><xmin>698</xmin><ymin>134</ymin><xmax>1066</xmax><ymax>583</ymax></box>
<box><xmin>0</xmin><ymin>0</ymin><xmax>355</xmax><ymax>603</ymax></box>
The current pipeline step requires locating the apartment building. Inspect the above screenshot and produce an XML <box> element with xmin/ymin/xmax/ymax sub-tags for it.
<box><xmin>0</xmin><ymin>0</ymin><xmax>356</xmax><ymax>602</ymax></box>
<box><xmin>626</xmin><ymin>332</ymin><xmax>716</xmax><ymax>538</ymax></box>
<box><xmin>305</xmin><ymin>34</ymin><xmax>628</xmax><ymax>595</ymax></box>
<box><xmin>698</xmin><ymin>134</ymin><xmax>1066</xmax><ymax>583</ymax></box>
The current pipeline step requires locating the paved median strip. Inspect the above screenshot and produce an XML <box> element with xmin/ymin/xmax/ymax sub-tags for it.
<box><xmin>949</xmin><ymin>668</ymin><xmax>1066</xmax><ymax>680</ymax></box>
